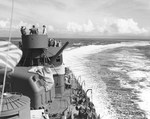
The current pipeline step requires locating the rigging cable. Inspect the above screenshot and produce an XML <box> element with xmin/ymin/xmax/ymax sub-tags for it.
<box><xmin>0</xmin><ymin>0</ymin><xmax>14</xmax><ymax>114</ymax></box>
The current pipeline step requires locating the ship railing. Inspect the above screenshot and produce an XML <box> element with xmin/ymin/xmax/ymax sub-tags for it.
<box><xmin>71</xmin><ymin>88</ymin><xmax>93</xmax><ymax>106</ymax></box>
<box><xmin>85</xmin><ymin>89</ymin><xmax>93</xmax><ymax>106</ymax></box>
<box><xmin>77</xmin><ymin>75</ymin><xmax>82</xmax><ymax>84</ymax></box>
<box><xmin>81</xmin><ymin>80</ymin><xmax>85</xmax><ymax>89</ymax></box>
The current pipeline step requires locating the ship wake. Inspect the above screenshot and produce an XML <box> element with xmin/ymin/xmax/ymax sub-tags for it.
<box><xmin>63</xmin><ymin>41</ymin><xmax>150</xmax><ymax>119</ymax></box>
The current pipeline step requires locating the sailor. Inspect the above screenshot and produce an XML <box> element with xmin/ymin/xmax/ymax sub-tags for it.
<box><xmin>65</xmin><ymin>74</ymin><xmax>71</xmax><ymax>89</ymax></box>
<box><xmin>76</xmin><ymin>102</ymin><xmax>87</xmax><ymax>119</ymax></box>
<box><xmin>56</xmin><ymin>40</ymin><xmax>62</xmax><ymax>47</ymax></box>
<box><xmin>49</xmin><ymin>38</ymin><xmax>55</xmax><ymax>47</ymax></box>
<box><xmin>58</xmin><ymin>40</ymin><xmax>62</xmax><ymax>47</ymax></box>
<box><xmin>29</xmin><ymin>25</ymin><xmax>38</xmax><ymax>34</ymax></box>
<box><xmin>20</xmin><ymin>26</ymin><xmax>26</xmax><ymax>36</ymax></box>
<box><xmin>42</xmin><ymin>25</ymin><xmax>47</xmax><ymax>34</ymax></box>
<box><xmin>53</xmin><ymin>39</ymin><xmax>57</xmax><ymax>47</ymax></box>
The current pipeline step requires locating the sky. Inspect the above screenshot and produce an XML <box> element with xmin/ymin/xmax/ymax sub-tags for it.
<box><xmin>0</xmin><ymin>0</ymin><xmax>150</xmax><ymax>38</ymax></box>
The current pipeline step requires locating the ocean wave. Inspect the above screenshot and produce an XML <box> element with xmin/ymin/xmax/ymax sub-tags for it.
<box><xmin>63</xmin><ymin>41</ymin><xmax>150</xmax><ymax>119</ymax></box>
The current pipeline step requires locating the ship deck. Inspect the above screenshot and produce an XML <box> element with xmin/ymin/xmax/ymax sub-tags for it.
<box><xmin>31</xmin><ymin>77</ymin><xmax>79</xmax><ymax>119</ymax></box>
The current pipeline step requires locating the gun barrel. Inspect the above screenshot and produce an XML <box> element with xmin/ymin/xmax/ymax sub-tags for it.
<box><xmin>49</xmin><ymin>41</ymin><xmax>69</xmax><ymax>64</ymax></box>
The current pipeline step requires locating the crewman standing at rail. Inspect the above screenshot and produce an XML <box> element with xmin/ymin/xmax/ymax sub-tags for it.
<box><xmin>20</xmin><ymin>26</ymin><xmax>26</xmax><ymax>36</ymax></box>
<box><xmin>30</xmin><ymin>25</ymin><xmax>38</xmax><ymax>34</ymax></box>
<box><xmin>42</xmin><ymin>25</ymin><xmax>47</xmax><ymax>34</ymax></box>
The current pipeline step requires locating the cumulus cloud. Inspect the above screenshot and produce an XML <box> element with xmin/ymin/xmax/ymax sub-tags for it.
<box><xmin>97</xmin><ymin>18</ymin><xmax>117</xmax><ymax>34</ymax></box>
<box><xmin>0</xmin><ymin>19</ymin><xmax>54</xmax><ymax>34</ymax></box>
<box><xmin>116</xmin><ymin>19</ymin><xmax>147</xmax><ymax>34</ymax></box>
<box><xmin>67</xmin><ymin>22</ymin><xmax>83</xmax><ymax>32</ymax></box>
<box><xmin>0</xmin><ymin>18</ymin><xmax>148</xmax><ymax>36</ymax></box>
<box><xmin>0</xmin><ymin>20</ymin><xmax>32</xmax><ymax>31</ymax></box>
<box><xmin>47</xmin><ymin>25</ymin><xmax>54</xmax><ymax>32</ymax></box>
<box><xmin>67</xmin><ymin>20</ymin><xmax>94</xmax><ymax>33</ymax></box>
<box><xmin>83</xmin><ymin>20</ymin><xmax>95</xmax><ymax>32</ymax></box>
<box><xmin>67</xmin><ymin>18</ymin><xmax>148</xmax><ymax>35</ymax></box>
<box><xmin>0</xmin><ymin>19</ymin><xmax>10</xmax><ymax>29</ymax></box>
<box><xmin>97</xmin><ymin>18</ymin><xmax>148</xmax><ymax>35</ymax></box>
<box><xmin>14</xmin><ymin>21</ymin><xmax>32</xmax><ymax>29</ymax></box>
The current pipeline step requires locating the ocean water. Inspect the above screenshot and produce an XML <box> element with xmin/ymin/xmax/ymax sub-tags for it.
<box><xmin>63</xmin><ymin>40</ymin><xmax>150</xmax><ymax>119</ymax></box>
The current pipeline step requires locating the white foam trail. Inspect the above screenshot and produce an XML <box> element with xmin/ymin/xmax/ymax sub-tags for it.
<box><xmin>107</xmin><ymin>41</ymin><xmax>150</xmax><ymax>118</ymax></box>
<box><xmin>63</xmin><ymin>41</ymin><xmax>150</xmax><ymax>119</ymax></box>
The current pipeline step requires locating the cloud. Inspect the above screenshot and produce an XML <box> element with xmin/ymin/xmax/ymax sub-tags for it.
<box><xmin>0</xmin><ymin>17</ymin><xmax>149</xmax><ymax>37</ymax></box>
<box><xmin>0</xmin><ymin>19</ymin><xmax>9</xmax><ymax>29</ymax></box>
<box><xmin>97</xmin><ymin>18</ymin><xmax>148</xmax><ymax>35</ymax></box>
<box><xmin>13</xmin><ymin>21</ymin><xmax>32</xmax><ymax>29</ymax></box>
<box><xmin>67</xmin><ymin>18</ymin><xmax>148</xmax><ymax>36</ymax></box>
<box><xmin>83</xmin><ymin>20</ymin><xmax>95</xmax><ymax>32</ymax></box>
<box><xmin>47</xmin><ymin>25</ymin><xmax>54</xmax><ymax>32</ymax></box>
<box><xmin>0</xmin><ymin>19</ymin><xmax>31</xmax><ymax>30</ymax></box>
<box><xmin>116</xmin><ymin>19</ymin><xmax>147</xmax><ymax>34</ymax></box>
<box><xmin>0</xmin><ymin>19</ymin><xmax>54</xmax><ymax>32</ymax></box>
<box><xmin>67</xmin><ymin>22</ymin><xmax>83</xmax><ymax>32</ymax></box>
<box><xmin>67</xmin><ymin>20</ymin><xmax>94</xmax><ymax>33</ymax></box>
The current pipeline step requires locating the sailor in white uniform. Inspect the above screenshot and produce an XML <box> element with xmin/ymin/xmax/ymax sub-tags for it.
<box><xmin>42</xmin><ymin>25</ymin><xmax>47</xmax><ymax>35</ymax></box>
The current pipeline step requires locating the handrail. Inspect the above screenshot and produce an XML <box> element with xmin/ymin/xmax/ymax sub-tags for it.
<box><xmin>86</xmin><ymin>89</ymin><xmax>93</xmax><ymax>108</ymax></box>
<box><xmin>78</xmin><ymin>75</ymin><xmax>81</xmax><ymax>84</ymax></box>
<box><xmin>81</xmin><ymin>80</ymin><xmax>85</xmax><ymax>89</ymax></box>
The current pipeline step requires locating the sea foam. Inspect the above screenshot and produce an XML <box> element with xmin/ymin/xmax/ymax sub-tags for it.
<box><xmin>63</xmin><ymin>41</ymin><xmax>150</xmax><ymax>119</ymax></box>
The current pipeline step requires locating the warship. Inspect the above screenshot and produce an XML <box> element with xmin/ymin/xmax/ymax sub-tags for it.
<box><xmin>0</xmin><ymin>32</ymin><xmax>100</xmax><ymax>119</ymax></box>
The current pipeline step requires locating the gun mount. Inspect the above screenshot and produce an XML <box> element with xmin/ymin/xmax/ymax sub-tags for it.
<box><xmin>19</xmin><ymin>35</ymin><xmax>68</xmax><ymax>67</ymax></box>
